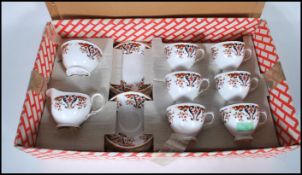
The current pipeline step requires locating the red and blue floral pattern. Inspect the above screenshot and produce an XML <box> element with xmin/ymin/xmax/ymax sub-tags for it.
<box><xmin>165</xmin><ymin>44</ymin><xmax>199</xmax><ymax>59</ymax></box>
<box><xmin>216</xmin><ymin>72</ymin><xmax>250</xmax><ymax>90</ymax></box>
<box><xmin>54</xmin><ymin>95</ymin><xmax>87</xmax><ymax>111</ymax></box>
<box><xmin>79</xmin><ymin>43</ymin><xmax>102</xmax><ymax>60</ymax></box>
<box><xmin>116</xmin><ymin>93</ymin><xmax>147</xmax><ymax>109</ymax></box>
<box><xmin>167</xmin><ymin>105</ymin><xmax>205</xmax><ymax>124</ymax></box>
<box><xmin>223</xmin><ymin>43</ymin><xmax>244</xmax><ymax>57</ymax></box>
<box><xmin>167</xmin><ymin>73</ymin><xmax>201</xmax><ymax>89</ymax></box>
<box><xmin>116</xmin><ymin>42</ymin><xmax>147</xmax><ymax>55</ymax></box>
<box><xmin>220</xmin><ymin>104</ymin><xmax>259</xmax><ymax>123</ymax></box>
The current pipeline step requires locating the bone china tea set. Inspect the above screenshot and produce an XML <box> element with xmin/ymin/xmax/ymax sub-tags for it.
<box><xmin>46</xmin><ymin>39</ymin><xmax>268</xmax><ymax>152</ymax></box>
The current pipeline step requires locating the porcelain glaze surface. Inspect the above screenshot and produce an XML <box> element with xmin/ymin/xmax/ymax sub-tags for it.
<box><xmin>165</xmin><ymin>71</ymin><xmax>210</xmax><ymax>101</ymax></box>
<box><xmin>215</xmin><ymin>71</ymin><xmax>259</xmax><ymax>101</ymax></box>
<box><xmin>166</xmin><ymin>103</ymin><xmax>215</xmax><ymax>137</ymax></box>
<box><xmin>220</xmin><ymin>103</ymin><xmax>268</xmax><ymax>141</ymax></box>
<box><xmin>164</xmin><ymin>43</ymin><xmax>205</xmax><ymax>70</ymax></box>
<box><xmin>46</xmin><ymin>88</ymin><xmax>105</xmax><ymax>127</ymax></box>
<box><xmin>61</xmin><ymin>40</ymin><xmax>103</xmax><ymax>76</ymax></box>
<box><xmin>210</xmin><ymin>41</ymin><xmax>251</xmax><ymax>71</ymax></box>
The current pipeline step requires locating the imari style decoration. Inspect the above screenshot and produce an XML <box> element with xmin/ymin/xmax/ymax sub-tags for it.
<box><xmin>215</xmin><ymin>72</ymin><xmax>250</xmax><ymax>90</ymax></box>
<box><xmin>166</xmin><ymin>103</ymin><xmax>214</xmax><ymax>137</ymax></box>
<box><xmin>78</xmin><ymin>43</ymin><xmax>102</xmax><ymax>60</ymax></box>
<box><xmin>211</xmin><ymin>42</ymin><xmax>245</xmax><ymax>60</ymax></box>
<box><xmin>166</xmin><ymin>72</ymin><xmax>201</xmax><ymax>89</ymax></box>
<box><xmin>46</xmin><ymin>88</ymin><xmax>105</xmax><ymax>127</ymax></box>
<box><xmin>220</xmin><ymin>103</ymin><xmax>268</xmax><ymax>141</ymax></box>
<box><xmin>61</xmin><ymin>40</ymin><xmax>103</xmax><ymax>76</ymax></box>
<box><xmin>115</xmin><ymin>41</ymin><xmax>150</xmax><ymax>55</ymax></box>
<box><xmin>116</xmin><ymin>93</ymin><xmax>147</xmax><ymax>109</ymax></box>
<box><xmin>221</xmin><ymin>104</ymin><xmax>259</xmax><ymax>124</ymax></box>
<box><xmin>222</xmin><ymin>43</ymin><xmax>245</xmax><ymax>57</ymax></box>
<box><xmin>167</xmin><ymin>105</ymin><xmax>205</xmax><ymax>123</ymax></box>
<box><xmin>164</xmin><ymin>44</ymin><xmax>198</xmax><ymax>59</ymax></box>
<box><xmin>54</xmin><ymin>95</ymin><xmax>87</xmax><ymax>111</ymax></box>
<box><xmin>164</xmin><ymin>43</ymin><xmax>204</xmax><ymax>69</ymax></box>
<box><xmin>107</xmin><ymin>133</ymin><xmax>152</xmax><ymax>147</ymax></box>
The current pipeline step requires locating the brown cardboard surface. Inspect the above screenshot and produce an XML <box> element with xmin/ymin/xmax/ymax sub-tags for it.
<box><xmin>46</xmin><ymin>2</ymin><xmax>264</xmax><ymax>19</ymax></box>
<box><xmin>35</xmin><ymin>36</ymin><xmax>279</xmax><ymax>152</ymax></box>
<box><xmin>263</xmin><ymin>62</ymin><xmax>287</xmax><ymax>89</ymax></box>
<box><xmin>28</xmin><ymin>70</ymin><xmax>47</xmax><ymax>94</ymax></box>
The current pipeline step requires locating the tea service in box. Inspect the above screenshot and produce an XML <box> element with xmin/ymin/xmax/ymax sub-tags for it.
<box><xmin>46</xmin><ymin>38</ymin><xmax>269</xmax><ymax>152</ymax></box>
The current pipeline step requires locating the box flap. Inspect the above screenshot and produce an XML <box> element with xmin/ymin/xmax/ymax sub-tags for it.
<box><xmin>46</xmin><ymin>2</ymin><xmax>264</xmax><ymax>20</ymax></box>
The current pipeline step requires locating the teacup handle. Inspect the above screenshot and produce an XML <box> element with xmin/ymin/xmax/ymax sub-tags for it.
<box><xmin>87</xmin><ymin>93</ymin><xmax>106</xmax><ymax>118</ymax></box>
<box><xmin>258</xmin><ymin>110</ymin><xmax>268</xmax><ymax>126</ymax></box>
<box><xmin>249</xmin><ymin>77</ymin><xmax>259</xmax><ymax>92</ymax></box>
<box><xmin>198</xmin><ymin>78</ymin><xmax>210</xmax><ymax>95</ymax></box>
<box><xmin>203</xmin><ymin>112</ymin><xmax>215</xmax><ymax>127</ymax></box>
<box><xmin>195</xmin><ymin>48</ymin><xmax>205</xmax><ymax>62</ymax></box>
<box><xmin>243</xmin><ymin>48</ymin><xmax>252</xmax><ymax>62</ymax></box>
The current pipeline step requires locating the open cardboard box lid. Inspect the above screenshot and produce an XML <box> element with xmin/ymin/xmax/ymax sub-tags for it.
<box><xmin>46</xmin><ymin>2</ymin><xmax>265</xmax><ymax>19</ymax></box>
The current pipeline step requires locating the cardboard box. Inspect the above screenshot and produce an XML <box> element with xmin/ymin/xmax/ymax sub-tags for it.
<box><xmin>14</xmin><ymin>2</ymin><xmax>300</xmax><ymax>160</ymax></box>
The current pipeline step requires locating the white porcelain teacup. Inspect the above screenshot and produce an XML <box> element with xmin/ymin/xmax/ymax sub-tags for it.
<box><xmin>115</xmin><ymin>40</ymin><xmax>150</xmax><ymax>55</ymax></box>
<box><xmin>114</xmin><ymin>41</ymin><xmax>150</xmax><ymax>90</ymax></box>
<box><xmin>164</xmin><ymin>43</ymin><xmax>205</xmax><ymax>70</ymax></box>
<box><xmin>110</xmin><ymin>91</ymin><xmax>151</xmax><ymax>138</ymax></box>
<box><xmin>46</xmin><ymin>88</ymin><xmax>105</xmax><ymax>127</ymax></box>
<box><xmin>220</xmin><ymin>103</ymin><xmax>268</xmax><ymax>142</ymax></box>
<box><xmin>165</xmin><ymin>71</ymin><xmax>210</xmax><ymax>101</ymax></box>
<box><xmin>210</xmin><ymin>41</ymin><xmax>252</xmax><ymax>71</ymax></box>
<box><xmin>166</xmin><ymin>103</ymin><xmax>215</xmax><ymax>137</ymax></box>
<box><xmin>61</xmin><ymin>40</ymin><xmax>103</xmax><ymax>76</ymax></box>
<box><xmin>215</xmin><ymin>71</ymin><xmax>259</xmax><ymax>102</ymax></box>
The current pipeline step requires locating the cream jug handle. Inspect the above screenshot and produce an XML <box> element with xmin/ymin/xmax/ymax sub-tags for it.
<box><xmin>243</xmin><ymin>48</ymin><xmax>252</xmax><ymax>62</ymax></box>
<box><xmin>249</xmin><ymin>77</ymin><xmax>259</xmax><ymax>92</ymax></box>
<box><xmin>258</xmin><ymin>110</ymin><xmax>268</xmax><ymax>126</ymax></box>
<box><xmin>195</xmin><ymin>48</ymin><xmax>205</xmax><ymax>62</ymax></box>
<box><xmin>87</xmin><ymin>93</ymin><xmax>106</xmax><ymax>118</ymax></box>
<box><xmin>203</xmin><ymin>112</ymin><xmax>215</xmax><ymax>127</ymax></box>
<box><xmin>198</xmin><ymin>78</ymin><xmax>210</xmax><ymax>95</ymax></box>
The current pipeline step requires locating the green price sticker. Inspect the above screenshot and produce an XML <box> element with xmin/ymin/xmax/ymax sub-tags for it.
<box><xmin>236</xmin><ymin>122</ymin><xmax>254</xmax><ymax>131</ymax></box>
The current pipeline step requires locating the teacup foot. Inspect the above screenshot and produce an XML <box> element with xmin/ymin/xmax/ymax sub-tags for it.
<box><xmin>234</xmin><ymin>135</ymin><xmax>253</xmax><ymax>144</ymax></box>
<box><xmin>56</xmin><ymin>124</ymin><xmax>81</xmax><ymax>128</ymax></box>
<box><xmin>66</xmin><ymin>67</ymin><xmax>90</xmax><ymax>76</ymax></box>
